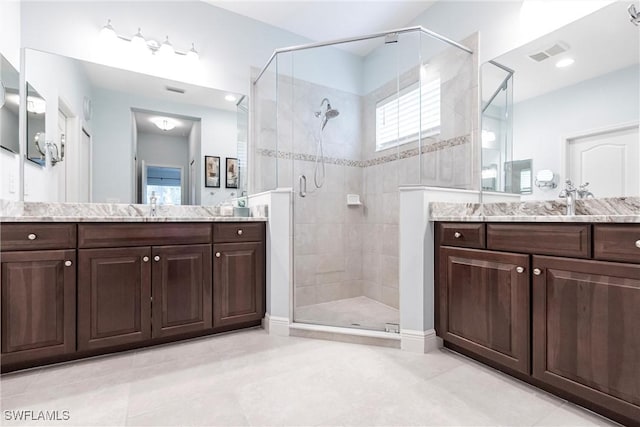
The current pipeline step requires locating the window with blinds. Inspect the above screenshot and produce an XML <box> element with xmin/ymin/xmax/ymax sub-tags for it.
<box><xmin>375</xmin><ymin>77</ymin><xmax>441</xmax><ymax>151</ymax></box>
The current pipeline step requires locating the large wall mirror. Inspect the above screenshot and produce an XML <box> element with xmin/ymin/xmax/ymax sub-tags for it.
<box><xmin>22</xmin><ymin>48</ymin><xmax>247</xmax><ymax>205</ymax></box>
<box><xmin>482</xmin><ymin>1</ymin><xmax>639</xmax><ymax>200</ymax></box>
<box><xmin>1</xmin><ymin>55</ymin><xmax>20</xmax><ymax>155</ymax></box>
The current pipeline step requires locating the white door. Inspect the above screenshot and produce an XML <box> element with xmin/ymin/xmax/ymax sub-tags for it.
<box><xmin>567</xmin><ymin>124</ymin><xmax>639</xmax><ymax>197</ymax></box>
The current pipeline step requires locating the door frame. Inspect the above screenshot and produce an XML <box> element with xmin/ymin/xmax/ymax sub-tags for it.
<box><xmin>560</xmin><ymin>120</ymin><xmax>640</xmax><ymax>187</ymax></box>
<box><xmin>141</xmin><ymin>162</ymin><xmax>185</xmax><ymax>205</ymax></box>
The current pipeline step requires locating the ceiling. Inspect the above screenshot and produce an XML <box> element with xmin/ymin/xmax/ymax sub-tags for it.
<box><xmin>206</xmin><ymin>0</ymin><xmax>436</xmax><ymax>56</ymax></box>
<box><xmin>133</xmin><ymin>110</ymin><xmax>197</xmax><ymax>137</ymax></box>
<box><xmin>487</xmin><ymin>1</ymin><xmax>639</xmax><ymax>104</ymax></box>
<box><xmin>81</xmin><ymin>60</ymin><xmax>243</xmax><ymax>112</ymax></box>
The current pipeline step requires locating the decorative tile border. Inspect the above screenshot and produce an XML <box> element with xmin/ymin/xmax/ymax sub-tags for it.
<box><xmin>256</xmin><ymin>135</ymin><xmax>470</xmax><ymax>168</ymax></box>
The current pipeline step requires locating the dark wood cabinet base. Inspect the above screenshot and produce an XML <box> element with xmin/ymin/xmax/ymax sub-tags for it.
<box><xmin>444</xmin><ymin>341</ymin><xmax>639</xmax><ymax>427</ymax></box>
<box><xmin>1</xmin><ymin>320</ymin><xmax>262</xmax><ymax>374</ymax></box>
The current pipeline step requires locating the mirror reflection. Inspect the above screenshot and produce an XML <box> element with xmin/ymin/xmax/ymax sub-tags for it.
<box><xmin>483</xmin><ymin>1</ymin><xmax>639</xmax><ymax>199</ymax></box>
<box><xmin>23</xmin><ymin>48</ymin><xmax>246</xmax><ymax>205</ymax></box>
<box><xmin>25</xmin><ymin>83</ymin><xmax>46</xmax><ymax>165</ymax></box>
<box><xmin>1</xmin><ymin>55</ymin><xmax>20</xmax><ymax>155</ymax></box>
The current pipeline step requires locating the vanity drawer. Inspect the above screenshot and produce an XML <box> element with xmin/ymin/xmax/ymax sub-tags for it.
<box><xmin>213</xmin><ymin>222</ymin><xmax>265</xmax><ymax>243</ymax></box>
<box><xmin>1</xmin><ymin>223</ymin><xmax>76</xmax><ymax>251</ymax></box>
<box><xmin>438</xmin><ymin>223</ymin><xmax>486</xmax><ymax>249</ymax></box>
<box><xmin>487</xmin><ymin>224</ymin><xmax>591</xmax><ymax>258</ymax></box>
<box><xmin>594</xmin><ymin>224</ymin><xmax>640</xmax><ymax>264</ymax></box>
<box><xmin>78</xmin><ymin>223</ymin><xmax>211</xmax><ymax>248</ymax></box>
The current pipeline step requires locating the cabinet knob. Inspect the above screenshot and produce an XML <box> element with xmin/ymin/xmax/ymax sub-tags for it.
<box><xmin>142</xmin><ymin>256</ymin><xmax>149</xmax><ymax>262</ymax></box>
<box><xmin>237</xmin><ymin>229</ymin><xmax>243</xmax><ymax>236</ymax></box>
<box><xmin>154</xmin><ymin>255</ymin><xmax>160</xmax><ymax>262</ymax></box>
<box><xmin>533</xmin><ymin>268</ymin><xmax>542</xmax><ymax>276</ymax></box>
<box><xmin>64</xmin><ymin>260</ymin><xmax>72</xmax><ymax>267</ymax></box>
<box><xmin>516</xmin><ymin>266</ymin><xmax>524</xmax><ymax>274</ymax></box>
<box><xmin>27</xmin><ymin>233</ymin><xmax>37</xmax><ymax>240</ymax></box>
<box><xmin>215</xmin><ymin>252</ymin><xmax>221</xmax><ymax>258</ymax></box>
<box><xmin>635</xmin><ymin>240</ymin><xmax>640</xmax><ymax>249</ymax></box>
<box><xmin>453</xmin><ymin>232</ymin><xmax>462</xmax><ymax>239</ymax></box>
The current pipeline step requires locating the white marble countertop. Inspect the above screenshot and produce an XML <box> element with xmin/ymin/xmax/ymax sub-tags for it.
<box><xmin>429</xmin><ymin>197</ymin><xmax>640</xmax><ymax>223</ymax></box>
<box><xmin>0</xmin><ymin>215</ymin><xmax>267</xmax><ymax>223</ymax></box>
<box><xmin>0</xmin><ymin>200</ymin><xmax>268</xmax><ymax>223</ymax></box>
<box><xmin>430</xmin><ymin>214</ymin><xmax>640</xmax><ymax>223</ymax></box>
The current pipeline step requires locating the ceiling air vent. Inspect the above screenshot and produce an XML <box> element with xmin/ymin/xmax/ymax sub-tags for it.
<box><xmin>528</xmin><ymin>41</ymin><xmax>570</xmax><ymax>62</ymax></box>
<box><xmin>165</xmin><ymin>86</ymin><xmax>186</xmax><ymax>94</ymax></box>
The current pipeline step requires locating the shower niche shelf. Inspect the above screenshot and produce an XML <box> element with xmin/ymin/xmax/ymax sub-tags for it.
<box><xmin>346</xmin><ymin>194</ymin><xmax>362</xmax><ymax>206</ymax></box>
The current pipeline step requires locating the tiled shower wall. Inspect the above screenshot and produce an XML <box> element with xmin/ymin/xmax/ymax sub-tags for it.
<box><xmin>251</xmin><ymin>34</ymin><xmax>477</xmax><ymax>313</ymax></box>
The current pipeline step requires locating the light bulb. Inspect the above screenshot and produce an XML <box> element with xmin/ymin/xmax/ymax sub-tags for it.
<box><xmin>186</xmin><ymin>43</ymin><xmax>199</xmax><ymax>61</ymax></box>
<box><xmin>225</xmin><ymin>94</ymin><xmax>237</xmax><ymax>102</ymax></box>
<box><xmin>150</xmin><ymin>117</ymin><xmax>178</xmax><ymax>131</ymax></box>
<box><xmin>555</xmin><ymin>58</ymin><xmax>575</xmax><ymax>68</ymax></box>
<box><xmin>100</xmin><ymin>19</ymin><xmax>117</xmax><ymax>42</ymax></box>
<box><xmin>158</xmin><ymin>36</ymin><xmax>175</xmax><ymax>58</ymax></box>
<box><xmin>130</xmin><ymin>28</ymin><xmax>148</xmax><ymax>52</ymax></box>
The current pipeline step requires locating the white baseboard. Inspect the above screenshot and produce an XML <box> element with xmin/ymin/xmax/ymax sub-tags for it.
<box><xmin>401</xmin><ymin>329</ymin><xmax>440</xmax><ymax>353</ymax></box>
<box><xmin>264</xmin><ymin>313</ymin><xmax>290</xmax><ymax>336</ymax></box>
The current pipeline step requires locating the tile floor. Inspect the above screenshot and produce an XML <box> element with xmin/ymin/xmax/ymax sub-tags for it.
<box><xmin>0</xmin><ymin>328</ymin><xmax>618</xmax><ymax>426</ymax></box>
<box><xmin>295</xmin><ymin>296</ymin><xmax>399</xmax><ymax>331</ymax></box>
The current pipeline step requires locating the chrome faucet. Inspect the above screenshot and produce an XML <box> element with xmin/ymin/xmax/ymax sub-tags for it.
<box><xmin>577</xmin><ymin>182</ymin><xmax>594</xmax><ymax>199</ymax></box>
<box><xmin>150</xmin><ymin>191</ymin><xmax>157</xmax><ymax>217</ymax></box>
<box><xmin>559</xmin><ymin>180</ymin><xmax>577</xmax><ymax>216</ymax></box>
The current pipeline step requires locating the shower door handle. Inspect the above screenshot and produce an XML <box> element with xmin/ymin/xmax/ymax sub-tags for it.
<box><xmin>299</xmin><ymin>175</ymin><xmax>307</xmax><ymax>198</ymax></box>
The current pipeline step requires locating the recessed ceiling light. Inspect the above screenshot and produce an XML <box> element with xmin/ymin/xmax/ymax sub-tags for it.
<box><xmin>555</xmin><ymin>58</ymin><xmax>575</xmax><ymax>68</ymax></box>
<box><xmin>150</xmin><ymin>117</ymin><xmax>178</xmax><ymax>131</ymax></box>
<box><xmin>225</xmin><ymin>94</ymin><xmax>237</xmax><ymax>102</ymax></box>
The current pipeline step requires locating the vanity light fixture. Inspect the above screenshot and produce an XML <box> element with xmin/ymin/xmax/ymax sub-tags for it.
<box><xmin>555</xmin><ymin>57</ymin><xmax>575</xmax><ymax>68</ymax></box>
<box><xmin>225</xmin><ymin>94</ymin><xmax>238</xmax><ymax>102</ymax></box>
<box><xmin>100</xmin><ymin>19</ymin><xmax>118</xmax><ymax>42</ymax></box>
<box><xmin>98</xmin><ymin>20</ymin><xmax>199</xmax><ymax>61</ymax></box>
<box><xmin>150</xmin><ymin>117</ymin><xmax>178</xmax><ymax>131</ymax></box>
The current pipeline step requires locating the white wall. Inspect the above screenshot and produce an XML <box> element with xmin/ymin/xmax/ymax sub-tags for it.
<box><xmin>513</xmin><ymin>65</ymin><xmax>639</xmax><ymax>200</ymax></box>
<box><xmin>409</xmin><ymin>0</ymin><xmax>614</xmax><ymax>64</ymax></box>
<box><xmin>0</xmin><ymin>0</ymin><xmax>20</xmax><ymax>68</ymax></box>
<box><xmin>20</xmin><ymin>1</ymin><xmax>363</xmax><ymax>96</ymax></box>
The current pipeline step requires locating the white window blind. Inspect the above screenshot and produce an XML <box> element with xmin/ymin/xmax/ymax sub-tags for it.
<box><xmin>375</xmin><ymin>77</ymin><xmax>441</xmax><ymax>151</ymax></box>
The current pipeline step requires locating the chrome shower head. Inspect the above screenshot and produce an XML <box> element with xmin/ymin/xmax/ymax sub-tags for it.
<box><xmin>318</xmin><ymin>97</ymin><xmax>339</xmax><ymax>130</ymax></box>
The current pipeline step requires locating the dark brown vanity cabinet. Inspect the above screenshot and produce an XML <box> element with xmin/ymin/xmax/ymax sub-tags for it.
<box><xmin>77</xmin><ymin>224</ymin><xmax>212</xmax><ymax>351</ymax></box>
<box><xmin>213</xmin><ymin>223</ymin><xmax>266</xmax><ymax>328</ymax></box>
<box><xmin>532</xmin><ymin>255</ymin><xmax>640</xmax><ymax>422</ymax></box>
<box><xmin>436</xmin><ymin>222</ymin><xmax>640</xmax><ymax>426</ymax></box>
<box><xmin>1</xmin><ymin>221</ymin><xmax>266</xmax><ymax>372</ymax></box>
<box><xmin>0</xmin><ymin>224</ymin><xmax>77</xmax><ymax>365</ymax></box>
<box><xmin>438</xmin><ymin>247</ymin><xmax>530</xmax><ymax>374</ymax></box>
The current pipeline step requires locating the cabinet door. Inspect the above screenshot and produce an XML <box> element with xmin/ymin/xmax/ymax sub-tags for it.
<box><xmin>151</xmin><ymin>244</ymin><xmax>212</xmax><ymax>338</ymax></box>
<box><xmin>78</xmin><ymin>247</ymin><xmax>151</xmax><ymax>351</ymax></box>
<box><xmin>439</xmin><ymin>247</ymin><xmax>530</xmax><ymax>374</ymax></box>
<box><xmin>213</xmin><ymin>242</ymin><xmax>265</xmax><ymax>328</ymax></box>
<box><xmin>532</xmin><ymin>256</ymin><xmax>640</xmax><ymax>422</ymax></box>
<box><xmin>1</xmin><ymin>250</ymin><xmax>76</xmax><ymax>365</ymax></box>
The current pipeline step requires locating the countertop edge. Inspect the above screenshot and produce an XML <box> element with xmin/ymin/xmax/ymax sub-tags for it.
<box><xmin>429</xmin><ymin>215</ymin><xmax>640</xmax><ymax>223</ymax></box>
<box><xmin>0</xmin><ymin>216</ymin><xmax>268</xmax><ymax>223</ymax></box>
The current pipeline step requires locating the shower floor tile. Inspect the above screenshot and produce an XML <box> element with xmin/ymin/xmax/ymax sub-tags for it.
<box><xmin>294</xmin><ymin>296</ymin><xmax>399</xmax><ymax>331</ymax></box>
